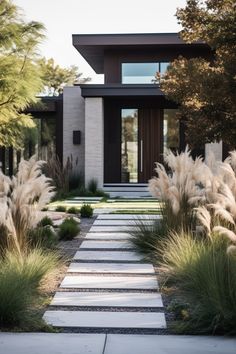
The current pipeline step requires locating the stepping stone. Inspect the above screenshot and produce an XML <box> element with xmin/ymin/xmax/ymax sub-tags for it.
<box><xmin>80</xmin><ymin>240</ymin><xmax>131</xmax><ymax>249</ymax></box>
<box><xmin>85</xmin><ymin>233</ymin><xmax>131</xmax><ymax>240</ymax></box>
<box><xmin>60</xmin><ymin>275</ymin><xmax>158</xmax><ymax>290</ymax></box>
<box><xmin>90</xmin><ymin>226</ymin><xmax>151</xmax><ymax>232</ymax></box>
<box><xmin>44</xmin><ymin>310</ymin><xmax>166</xmax><ymax>329</ymax></box>
<box><xmin>51</xmin><ymin>291</ymin><xmax>163</xmax><ymax>307</ymax></box>
<box><xmin>68</xmin><ymin>262</ymin><xmax>155</xmax><ymax>274</ymax></box>
<box><xmin>93</xmin><ymin>220</ymin><xmax>155</xmax><ymax>226</ymax></box>
<box><xmin>97</xmin><ymin>214</ymin><xmax>161</xmax><ymax>220</ymax></box>
<box><xmin>73</xmin><ymin>251</ymin><xmax>142</xmax><ymax>262</ymax></box>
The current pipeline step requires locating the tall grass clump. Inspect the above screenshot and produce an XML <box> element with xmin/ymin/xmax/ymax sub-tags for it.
<box><xmin>0</xmin><ymin>156</ymin><xmax>55</xmax><ymax>254</ymax></box>
<box><xmin>0</xmin><ymin>249</ymin><xmax>60</xmax><ymax>327</ymax></box>
<box><xmin>158</xmin><ymin>231</ymin><xmax>236</xmax><ymax>334</ymax></box>
<box><xmin>149</xmin><ymin>148</ymin><xmax>208</xmax><ymax>233</ymax></box>
<box><xmin>129</xmin><ymin>217</ymin><xmax>166</xmax><ymax>257</ymax></box>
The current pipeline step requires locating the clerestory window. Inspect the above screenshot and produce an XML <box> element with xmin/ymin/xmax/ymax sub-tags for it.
<box><xmin>121</xmin><ymin>62</ymin><xmax>170</xmax><ymax>84</ymax></box>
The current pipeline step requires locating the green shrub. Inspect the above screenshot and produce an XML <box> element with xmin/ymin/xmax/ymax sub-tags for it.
<box><xmin>69</xmin><ymin>172</ymin><xmax>84</xmax><ymax>191</ymax></box>
<box><xmin>38</xmin><ymin>216</ymin><xmax>53</xmax><ymax>227</ymax></box>
<box><xmin>0</xmin><ymin>249</ymin><xmax>59</xmax><ymax>327</ymax></box>
<box><xmin>58</xmin><ymin>218</ymin><xmax>80</xmax><ymax>240</ymax></box>
<box><xmin>29</xmin><ymin>226</ymin><xmax>58</xmax><ymax>249</ymax></box>
<box><xmin>80</xmin><ymin>204</ymin><xmax>93</xmax><ymax>218</ymax></box>
<box><xmin>55</xmin><ymin>205</ymin><xmax>67</xmax><ymax>212</ymax></box>
<box><xmin>158</xmin><ymin>232</ymin><xmax>236</xmax><ymax>334</ymax></box>
<box><xmin>87</xmin><ymin>178</ymin><xmax>98</xmax><ymax>194</ymax></box>
<box><xmin>41</xmin><ymin>207</ymin><xmax>48</xmax><ymax>211</ymax></box>
<box><xmin>67</xmin><ymin>206</ymin><xmax>80</xmax><ymax>214</ymax></box>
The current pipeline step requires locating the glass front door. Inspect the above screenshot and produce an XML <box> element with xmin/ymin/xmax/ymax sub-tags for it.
<box><xmin>120</xmin><ymin>108</ymin><xmax>179</xmax><ymax>183</ymax></box>
<box><xmin>121</xmin><ymin>109</ymin><xmax>138</xmax><ymax>183</ymax></box>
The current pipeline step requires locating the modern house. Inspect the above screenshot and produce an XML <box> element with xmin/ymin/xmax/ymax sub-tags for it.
<box><xmin>0</xmin><ymin>33</ymin><xmax>223</xmax><ymax>196</ymax></box>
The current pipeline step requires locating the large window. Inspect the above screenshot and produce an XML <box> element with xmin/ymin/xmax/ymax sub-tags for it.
<box><xmin>122</xmin><ymin>62</ymin><xmax>170</xmax><ymax>84</ymax></box>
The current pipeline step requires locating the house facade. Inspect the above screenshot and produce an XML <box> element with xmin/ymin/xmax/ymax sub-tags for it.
<box><xmin>63</xmin><ymin>33</ymin><xmax>220</xmax><ymax>195</ymax></box>
<box><xmin>0</xmin><ymin>33</ymin><xmax>223</xmax><ymax>195</ymax></box>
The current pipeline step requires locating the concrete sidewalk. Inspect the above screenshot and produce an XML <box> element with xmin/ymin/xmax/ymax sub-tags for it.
<box><xmin>0</xmin><ymin>333</ymin><xmax>235</xmax><ymax>354</ymax></box>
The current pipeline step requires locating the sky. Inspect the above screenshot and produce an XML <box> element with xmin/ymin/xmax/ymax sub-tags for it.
<box><xmin>14</xmin><ymin>0</ymin><xmax>187</xmax><ymax>83</ymax></box>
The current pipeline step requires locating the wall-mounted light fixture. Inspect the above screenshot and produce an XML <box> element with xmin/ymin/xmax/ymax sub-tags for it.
<box><xmin>73</xmin><ymin>130</ymin><xmax>81</xmax><ymax>145</ymax></box>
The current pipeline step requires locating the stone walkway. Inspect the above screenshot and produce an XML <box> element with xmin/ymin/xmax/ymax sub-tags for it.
<box><xmin>2</xmin><ymin>214</ymin><xmax>236</xmax><ymax>354</ymax></box>
<box><xmin>44</xmin><ymin>214</ymin><xmax>166</xmax><ymax>333</ymax></box>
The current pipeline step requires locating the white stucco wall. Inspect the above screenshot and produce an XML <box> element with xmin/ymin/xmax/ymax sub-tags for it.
<box><xmin>205</xmin><ymin>141</ymin><xmax>223</xmax><ymax>161</ymax></box>
<box><xmin>84</xmin><ymin>97</ymin><xmax>104</xmax><ymax>189</ymax></box>
<box><xmin>63</xmin><ymin>86</ymin><xmax>85</xmax><ymax>176</ymax></box>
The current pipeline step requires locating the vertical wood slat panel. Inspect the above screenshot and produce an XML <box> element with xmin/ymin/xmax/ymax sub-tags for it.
<box><xmin>139</xmin><ymin>109</ymin><xmax>162</xmax><ymax>183</ymax></box>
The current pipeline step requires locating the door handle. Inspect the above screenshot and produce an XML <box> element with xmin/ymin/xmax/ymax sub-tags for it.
<box><xmin>140</xmin><ymin>139</ymin><xmax>143</xmax><ymax>173</ymax></box>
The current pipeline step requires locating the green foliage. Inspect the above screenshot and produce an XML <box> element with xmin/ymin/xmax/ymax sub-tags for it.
<box><xmin>130</xmin><ymin>218</ymin><xmax>166</xmax><ymax>256</ymax></box>
<box><xmin>69</xmin><ymin>172</ymin><xmax>84</xmax><ymax>192</ymax></box>
<box><xmin>159</xmin><ymin>232</ymin><xmax>236</xmax><ymax>334</ymax></box>
<box><xmin>0</xmin><ymin>249</ymin><xmax>59</xmax><ymax>327</ymax></box>
<box><xmin>38</xmin><ymin>216</ymin><xmax>53</xmax><ymax>227</ymax></box>
<box><xmin>87</xmin><ymin>178</ymin><xmax>98</xmax><ymax>194</ymax></box>
<box><xmin>0</xmin><ymin>0</ymin><xmax>45</xmax><ymax>148</ymax></box>
<box><xmin>29</xmin><ymin>226</ymin><xmax>58</xmax><ymax>249</ymax></box>
<box><xmin>58</xmin><ymin>218</ymin><xmax>80</xmax><ymax>240</ymax></box>
<box><xmin>80</xmin><ymin>204</ymin><xmax>93</xmax><ymax>218</ymax></box>
<box><xmin>161</xmin><ymin>0</ymin><xmax>236</xmax><ymax>148</ymax></box>
<box><xmin>67</xmin><ymin>207</ymin><xmax>80</xmax><ymax>214</ymax></box>
<box><xmin>39</xmin><ymin>57</ymin><xmax>91</xmax><ymax>96</ymax></box>
<box><xmin>55</xmin><ymin>205</ymin><xmax>67</xmax><ymax>212</ymax></box>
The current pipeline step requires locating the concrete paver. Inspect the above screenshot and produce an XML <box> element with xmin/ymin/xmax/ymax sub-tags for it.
<box><xmin>51</xmin><ymin>291</ymin><xmax>163</xmax><ymax>307</ymax></box>
<box><xmin>68</xmin><ymin>262</ymin><xmax>155</xmax><ymax>274</ymax></box>
<box><xmin>73</xmin><ymin>250</ymin><xmax>143</xmax><ymax>261</ymax></box>
<box><xmin>43</xmin><ymin>310</ymin><xmax>166</xmax><ymax>329</ymax></box>
<box><xmin>60</xmin><ymin>275</ymin><xmax>158</xmax><ymax>290</ymax></box>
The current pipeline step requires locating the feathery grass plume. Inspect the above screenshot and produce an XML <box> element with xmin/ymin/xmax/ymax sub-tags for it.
<box><xmin>195</xmin><ymin>150</ymin><xmax>236</xmax><ymax>251</ymax></box>
<box><xmin>149</xmin><ymin>147</ymin><xmax>206</xmax><ymax>232</ymax></box>
<box><xmin>0</xmin><ymin>156</ymin><xmax>55</xmax><ymax>253</ymax></box>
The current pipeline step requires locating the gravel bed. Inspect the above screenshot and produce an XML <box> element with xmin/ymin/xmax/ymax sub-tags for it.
<box><xmin>57</xmin><ymin>288</ymin><xmax>158</xmax><ymax>293</ymax></box>
<box><xmin>72</xmin><ymin>260</ymin><xmax>146</xmax><ymax>264</ymax></box>
<box><xmin>48</xmin><ymin>306</ymin><xmax>165</xmax><ymax>312</ymax></box>
<box><xmin>61</xmin><ymin>327</ymin><xmax>169</xmax><ymax>335</ymax></box>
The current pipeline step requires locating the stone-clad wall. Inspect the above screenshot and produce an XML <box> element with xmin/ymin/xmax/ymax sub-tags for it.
<box><xmin>85</xmin><ymin>97</ymin><xmax>104</xmax><ymax>189</ymax></box>
<box><xmin>63</xmin><ymin>86</ymin><xmax>85</xmax><ymax>176</ymax></box>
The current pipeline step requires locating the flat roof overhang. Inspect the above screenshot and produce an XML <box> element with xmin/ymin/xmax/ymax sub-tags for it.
<box><xmin>79</xmin><ymin>84</ymin><xmax>164</xmax><ymax>98</ymax></box>
<box><xmin>72</xmin><ymin>33</ymin><xmax>207</xmax><ymax>73</ymax></box>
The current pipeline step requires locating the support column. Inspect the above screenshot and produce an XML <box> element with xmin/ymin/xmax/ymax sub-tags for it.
<box><xmin>63</xmin><ymin>86</ymin><xmax>85</xmax><ymax>176</ymax></box>
<box><xmin>205</xmin><ymin>141</ymin><xmax>223</xmax><ymax>161</ymax></box>
<box><xmin>85</xmin><ymin>97</ymin><xmax>104</xmax><ymax>189</ymax></box>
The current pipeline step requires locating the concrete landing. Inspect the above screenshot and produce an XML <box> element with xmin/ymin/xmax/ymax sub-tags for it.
<box><xmin>0</xmin><ymin>333</ymin><xmax>235</xmax><ymax>354</ymax></box>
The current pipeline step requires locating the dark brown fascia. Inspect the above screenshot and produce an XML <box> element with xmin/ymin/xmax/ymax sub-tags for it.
<box><xmin>79</xmin><ymin>83</ymin><xmax>164</xmax><ymax>98</ymax></box>
<box><xmin>72</xmin><ymin>33</ymin><xmax>207</xmax><ymax>73</ymax></box>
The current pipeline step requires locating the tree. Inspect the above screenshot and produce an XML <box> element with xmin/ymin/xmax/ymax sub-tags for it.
<box><xmin>0</xmin><ymin>0</ymin><xmax>45</xmax><ymax>148</ymax></box>
<box><xmin>39</xmin><ymin>58</ymin><xmax>91</xmax><ymax>96</ymax></box>
<box><xmin>161</xmin><ymin>0</ymin><xmax>236</xmax><ymax>148</ymax></box>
